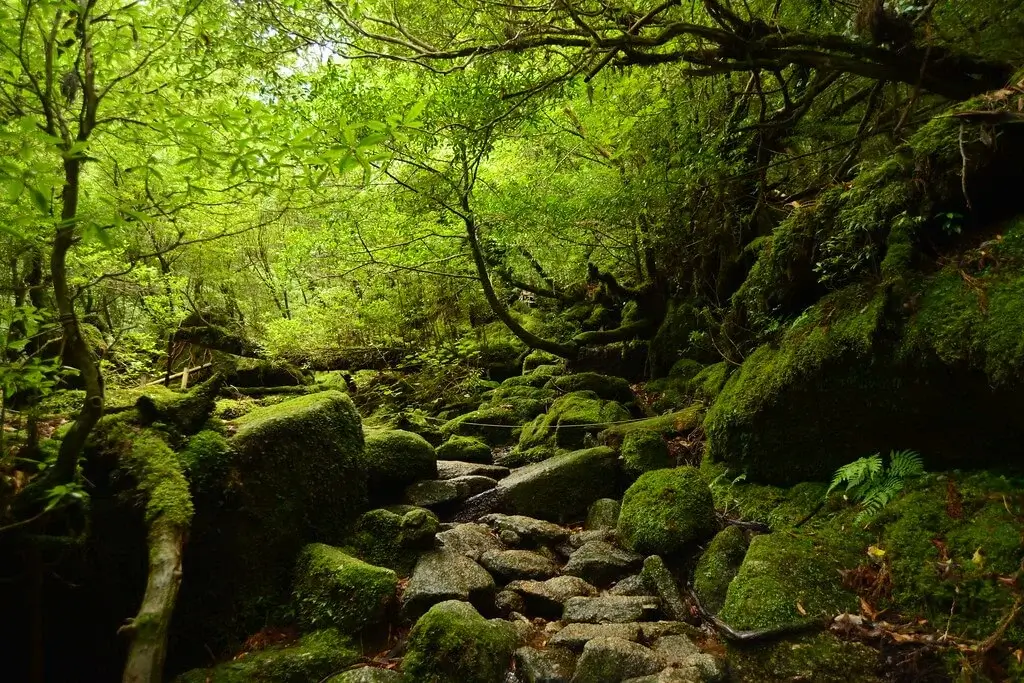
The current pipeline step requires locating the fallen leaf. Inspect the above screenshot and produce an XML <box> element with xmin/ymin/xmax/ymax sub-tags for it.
<box><xmin>867</xmin><ymin>545</ymin><xmax>886</xmax><ymax>559</ymax></box>
<box><xmin>796</xmin><ymin>601</ymin><xmax>807</xmax><ymax>616</ymax></box>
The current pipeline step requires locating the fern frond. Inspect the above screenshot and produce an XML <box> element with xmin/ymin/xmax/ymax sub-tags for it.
<box><xmin>888</xmin><ymin>449</ymin><xmax>924</xmax><ymax>478</ymax></box>
<box><xmin>827</xmin><ymin>454</ymin><xmax>882</xmax><ymax>495</ymax></box>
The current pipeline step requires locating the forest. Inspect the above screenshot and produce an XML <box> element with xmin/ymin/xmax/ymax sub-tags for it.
<box><xmin>1</xmin><ymin>0</ymin><xmax>1023</xmax><ymax>681</ymax></box>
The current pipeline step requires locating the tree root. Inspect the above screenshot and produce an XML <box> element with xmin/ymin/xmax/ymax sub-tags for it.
<box><xmin>687</xmin><ymin>588</ymin><xmax>826</xmax><ymax>644</ymax></box>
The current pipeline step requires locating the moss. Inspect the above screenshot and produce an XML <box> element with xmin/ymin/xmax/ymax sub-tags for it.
<box><xmin>719</xmin><ymin>533</ymin><xmax>857</xmax><ymax>631</ymax></box>
<box><xmin>669</xmin><ymin>358</ymin><xmax>703</xmax><ymax>380</ymax></box>
<box><xmin>440</xmin><ymin>407</ymin><xmax>523</xmax><ymax>446</ymax></box>
<box><xmin>498</xmin><ymin>446</ymin><xmax>619</xmax><ymax>522</ymax></box>
<box><xmin>347</xmin><ymin>506</ymin><xmax>439</xmax><ymax>576</ymax></box>
<box><xmin>517</xmin><ymin>391</ymin><xmax>631</xmax><ymax>451</ymax></box>
<box><xmin>129</xmin><ymin>431</ymin><xmax>194</xmax><ymax>528</ymax></box>
<box><xmin>179</xmin><ymin>429</ymin><xmax>230</xmax><ymax>489</ymax></box>
<box><xmin>362</xmin><ymin>429</ymin><xmax>437</xmax><ymax>497</ymax></box>
<box><xmin>727</xmin><ymin>632</ymin><xmax>880</xmax><ymax>683</ymax></box>
<box><xmin>214</xmin><ymin>397</ymin><xmax>257</xmax><ymax>419</ymax></box>
<box><xmin>649</xmin><ymin>302</ymin><xmax>703</xmax><ymax>374</ymax></box>
<box><xmin>173</xmin><ymin>629</ymin><xmax>358</xmax><ymax>683</ymax></box>
<box><xmin>136</xmin><ymin>374</ymin><xmax>223</xmax><ymax>435</ymax></box>
<box><xmin>600</xmin><ymin>405</ymin><xmax>703</xmax><ymax>446</ymax></box>
<box><xmin>643</xmin><ymin>375</ymin><xmax>691</xmax><ymax>413</ymax></box>
<box><xmin>226</xmin><ymin>357</ymin><xmax>310</xmax><ymax>388</ymax></box>
<box><xmin>617</xmin><ymin>467</ymin><xmax>716</xmax><ymax>556</ymax></box>
<box><xmin>688</xmin><ymin>361</ymin><xmax>730</xmax><ymax>403</ymax></box>
<box><xmin>523</xmin><ymin>349</ymin><xmax>561</xmax><ymax>373</ymax></box>
<box><xmin>693</xmin><ymin>526</ymin><xmax>748</xmax><ymax>614</ymax></box>
<box><xmin>402</xmin><ymin>600</ymin><xmax>518</xmax><ymax>683</ymax></box>
<box><xmin>480</xmin><ymin>395</ymin><xmax>550</xmax><ymax>422</ymax></box>
<box><xmin>435</xmin><ymin>435</ymin><xmax>492</xmax><ymax>464</ymax></box>
<box><xmin>489</xmin><ymin>384</ymin><xmax>557</xmax><ymax>404</ymax></box>
<box><xmin>549</xmin><ymin>372</ymin><xmax>634</xmax><ymax>403</ymax></box>
<box><xmin>496</xmin><ymin>444</ymin><xmax>559</xmax><ymax>468</ymax></box>
<box><xmin>499</xmin><ymin>373</ymin><xmax>553</xmax><ymax>389</ymax></box>
<box><xmin>293</xmin><ymin>543</ymin><xmax>398</xmax><ymax>634</ymax></box>
<box><xmin>620</xmin><ymin>430</ymin><xmax>672</xmax><ymax>477</ymax></box>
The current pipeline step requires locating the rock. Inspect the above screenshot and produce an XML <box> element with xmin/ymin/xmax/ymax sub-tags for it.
<box><xmin>623</xmin><ymin>666</ymin><xmax>719</xmax><ymax>683</ymax></box>
<box><xmin>727</xmin><ymin>632</ymin><xmax>880</xmax><ymax>682</ymax></box>
<box><xmin>651</xmin><ymin>634</ymin><xmax>725</xmax><ymax>682</ymax></box>
<box><xmin>515</xmin><ymin>646</ymin><xmax>578</xmax><ymax>683</ymax></box>
<box><xmin>404</xmin><ymin>475</ymin><xmax>497</xmax><ymax>507</ymax></box>
<box><xmin>617</xmin><ymin>467</ymin><xmax>716</xmax><ymax>556</ymax></box>
<box><xmin>402</xmin><ymin>600</ymin><xmax>519</xmax><ymax>683</ymax></box>
<box><xmin>570</xmin><ymin>637</ymin><xmax>663</xmax><ymax>683</ymax></box>
<box><xmin>451</xmin><ymin>487</ymin><xmax>506</xmax><ymax>522</ymax></box>
<box><xmin>495</xmin><ymin>589</ymin><xmax>526</xmax><ymax>616</ymax></box>
<box><xmin>496</xmin><ymin>447</ymin><xmax>620</xmax><ymax>523</ymax></box>
<box><xmin>621</xmin><ymin>430</ymin><xmax>672</xmax><ymax>478</ymax></box>
<box><xmin>499</xmin><ymin>529</ymin><xmax>522</xmax><ymax>545</ymax></box>
<box><xmin>402</xmin><ymin>549</ymin><xmax>495</xmax><ymax>618</ymax></box>
<box><xmin>293</xmin><ymin>544</ymin><xmax>397</xmax><ymax>634</ymax></box>
<box><xmin>548</xmin><ymin>623</ymin><xmax>642</xmax><ymax>651</ymax></box>
<box><xmin>440</xmin><ymin>406</ymin><xmax>527</xmax><ymax>446</ymax></box>
<box><xmin>436</xmin><ymin>435</ymin><xmax>493</xmax><ymax>464</ymax></box>
<box><xmin>451</xmin><ymin>474</ymin><xmax>500</xmax><ymax>497</ymax></box>
<box><xmin>640</xmin><ymin>556</ymin><xmax>687</xmax><ymax>622</ymax></box>
<box><xmin>437</xmin><ymin>460</ymin><xmax>510</xmax><ymax>480</ymax></box>
<box><xmin>550</xmin><ymin>372</ymin><xmax>635</xmax><ymax>404</ymax></box>
<box><xmin>518</xmin><ymin>392</ymin><xmax>632</xmax><ymax>451</ymax></box>
<box><xmin>609</xmin><ymin>574</ymin><xmax>649</xmax><ymax>596</ymax></box>
<box><xmin>173</xmin><ymin>629</ymin><xmax>358</xmax><ymax>683</ymax></box>
<box><xmin>175</xmin><ymin>391</ymin><xmax>367</xmax><ymax>656</ymax></box>
<box><xmin>481</xmin><ymin>549</ymin><xmax>559</xmax><ymax>581</ymax></box>
<box><xmin>437</xmin><ymin>523</ymin><xmax>503</xmax><ymax>561</ymax></box>
<box><xmin>568</xmin><ymin>529</ymin><xmax>617</xmax><ymax>550</ymax></box>
<box><xmin>480</xmin><ymin>513</ymin><xmax>570</xmax><ymax>546</ymax></box>
<box><xmin>585</xmin><ymin>498</ymin><xmax>620</xmax><ymax>531</ymax></box>
<box><xmin>637</xmin><ymin>622</ymin><xmax>702</xmax><ymax>641</ymax></box>
<box><xmin>719</xmin><ymin>533</ymin><xmax>856</xmax><ymax>631</ymax></box>
<box><xmin>327</xmin><ymin>668</ymin><xmax>406</xmax><ymax>682</ymax></box>
<box><xmin>563</xmin><ymin>541</ymin><xmax>642</xmax><ymax>587</ymax></box>
<box><xmin>348</xmin><ymin>506</ymin><xmax>439</xmax><ymax>576</ymax></box>
<box><xmin>364</xmin><ymin>429</ymin><xmax>437</xmax><ymax>497</ymax></box>
<box><xmin>693</xmin><ymin>526</ymin><xmax>748</xmax><ymax>614</ymax></box>
<box><xmin>563</xmin><ymin>595</ymin><xmax>660</xmax><ymax>624</ymax></box>
<box><xmin>506</xmin><ymin>576</ymin><xmax>598</xmax><ymax>618</ymax></box>
<box><xmin>652</xmin><ymin>634</ymin><xmax>700</xmax><ymax>665</ymax></box>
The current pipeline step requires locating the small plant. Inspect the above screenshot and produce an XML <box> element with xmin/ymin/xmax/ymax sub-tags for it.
<box><xmin>827</xmin><ymin>449</ymin><xmax>925</xmax><ymax>523</ymax></box>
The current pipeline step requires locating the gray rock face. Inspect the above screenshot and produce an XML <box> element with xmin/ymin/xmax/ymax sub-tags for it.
<box><xmin>641</xmin><ymin>555</ymin><xmax>688</xmax><ymax>622</ymax></box>
<box><xmin>652</xmin><ymin>634</ymin><xmax>700</xmax><ymax>665</ymax></box>
<box><xmin>495</xmin><ymin>447</ymin><xmax>620</xmax><ymax>522</ymax></box>
<box><xmin>436</xmin><ymin>460</ymin><xmax>511</xmax><ymax>480</ymax></box>
<box><xmin>450</xmin><ymin>474</ymin><xmax>500</xmax><ymax>497</ymax></box>
<box><xmin>570</xmin><ymin>637</ymin><xmax>663</xmax><ymax>683</ymax></box>
<box><xmin>563</xmin><ymin>540</ymin><xmax>642</xmax><ymax>586</ymax></box>
<box><xmin>327</xmin><ymin>668</ymin><xmax>405</xmax><ymax>682</ymax></box>
<box><xmin>548</xmin><ymin>623</ymin><xmax>643</xmax><ymax>651</ymax></box>
<box><xmin>404</xmin><ymin>476</ymin><xmax>498</xmax><ymax>507</ymax></box>
<box><xmin>652</xmin><ymin>635</ymin><xmax>725</xmax><ymax>683</ymax></box>
<box><xmin>506</xmin><ymin>576</ymin><xmax>598</xmax><ymax>618</ymax></box>
<box><xmin>515</xmin><ymin>646</ymin><xmax>578</xmax><ymax>683</ymax></box>
<box><xmin>402</xmin><ymin>549</ymin><xmax>495</xmax><ymax>617</ymax></box>
<box><xmin>609</xmin><ymin>574</ymin><xmax>649</xmax><ymax>596</ymax></box>
<box><xmin>480</xmin><ymin>514</ymin><xmax>570</xmax><ymax>546</ymax></box>
<box><xmin>585</xmin><ymin>498</ymin><xmax>621</xmax><ymax>531</ymax></box>
<box><xmin>637</xmin><ymin>622</ymin><xmax>702</xmax><ymax>641</ymax></box>
<box><xmin>568</xmin><ymin>529</ymin><xmax>617</xmax><ymax>550</ymax></box>
<box><xmin>563</xmin><ymin>595</ymin><xmax>660</xmax><ymax>624</ymax></box>
<box><xmin>495</xmin><ymin>589</ymin><xmax>526</xmax><ymax>616</ymax></box>
<box><xmin>481</xmin><ymin>549</ymin><xmax>559</xmax><ymax>581</ymax></box>
<box><xmin>436</xmin><ymin>522</ymin><xmax>503</xmax><ymax>561</ymax></box>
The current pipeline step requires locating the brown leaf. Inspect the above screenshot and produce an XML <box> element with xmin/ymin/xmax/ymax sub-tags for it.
<box><xmin>796</xmin><ymin>601</ymin><xmax>807</xmax><ymax>616</ymax></box>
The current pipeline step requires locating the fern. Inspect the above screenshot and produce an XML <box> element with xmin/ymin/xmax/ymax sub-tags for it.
<box><xmin>826</xmin><ymin>450</ymin><xmax>925</xmax><ymax>523</ymax></box>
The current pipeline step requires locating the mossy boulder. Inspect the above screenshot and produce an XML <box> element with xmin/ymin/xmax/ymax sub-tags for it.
<box><xmin>179</xmin><ymin>429</ymin><xmax>230</xmax><ymax>488</ymax></box>
<box><xmin>620</xmin><ymin>430</ymin><xmax>672</xmax><ymax>478</ymax></box>
<box><xmin>226</xmin><ymin>357</ymin><xmax>310</xmax><ymax>387</ymax></box>
<box><xmin>549</xmin><ymin>372</ymin><xmax>634</xmax><ymax>404</ymax></box>
<box><xmin>692</xmin><ymin>526</ymin><xmax>748</xmax><ymax>614</ymax></box>
<box><xmin>173</xmin><ymin>390</ymin><xmax>367</xmax><ymax>660</ymax></box>
<box><xmin>495</xmin><ymin>444</ymin><xmax>559</xmax><ymax>468</ymax></box>
<box><xmin>173</xmin><ymin>629</ymin><xmax>358</xmax><ymax>683</ymax></box>
<box><xmin>727</xmin><ymin>632</ymin><xmax>881</xmax><ymax>683</ymax></box>
<box><xmin>363</xmin><ymin>430</ymin><xmax>437</xmax><ymax>498</ymax></box>
<box><xmin>440</xmin><ymin>407</ymin><xmax>522</xmax><ymax>446</ymax></box>
<box><xmin>402</xmin><ymin>600</ymin><xmax>519</xmax><ymax>683</ymax></box>
<box><xmin>688</xmin><ymin>362</ymin><xmax>730</xmax><ymax>403</ymax></box>
<box><xmin>617</xmin><ymin>467</ymin><xmax>715</xmax><ymax>556</ymax></box>
<box><xmin>517</xmin><ymin>391</ymin><xmax>631</xmax><ymax>451</ymax></box>
<box><xmin>497</xmin><ymin>446</ymin><xmax>620</xmax><ymax>523</ymax></box>
<box><xmin>435</xmin><ymin>435</ymin><xmax>493</xmax><ymax>465</ymax></box>
<box><xmin>719</xmin><ymin>533</ymin><xmax>856</xmax><ymax>631</ymax></box>
<box><xmin>347</xmin><ymin>506</ymin><xmax>440</xmax><ymax>576</ymax></box>
<box><xmin>599</xmin><ymin>406</ymin><xmax>702</xmax><ymax>447</ymax></box>
<box><xmin>293</xmin><ymin>543</ymin><xmax>398</xmax><ymax>634</ymax></box>
<box><xmin>523</xmin><ymin>349</ymin><xmax>561</xmax><ymax>373</ymax></box>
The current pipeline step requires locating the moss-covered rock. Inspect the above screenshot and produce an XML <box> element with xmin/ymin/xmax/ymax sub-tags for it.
<box><xmin>174</xmin><ymin>390</ymin><xmax>367</xmax><ymax>660</ymax></box>
<box><xmin>620</xmin><ymin>430</ymin><xmax>672</xmax><ymax>478</ymax></box>
<box><xmin>440</xmin><ymin>407</ymin><xmax>523</xmax><ymax>446</ymax></box>
<box><xmin>179</xmin><ymin>429</ymin><xmax>230</xmax><ymax>488</ymax></box>
<box><xmin>497</xmin><ymin>446</ymin><xmax>620</xmax><ymax>523</ymax></box>
<box><xmin>549</xmin><ymin>372</ymin><xmax>634</xmax><ymax>404</ymax></box>
<box><xmin>719</xmin><ymin>533</ymin><xmax>856</xmax><ymax>631</ymax></box>
<box><xmin>226</xmin><ymin>357</ymin><xmax>310</xmax><ymax>387</ymax></box>
<box><xmin>523</xmin><ymin>350</ymin><xmax>562</xmax><ymax>373</ymax></box>
<box><xmin>517</xmin><ymin>391</ymin><xmax>631</xmax><ymax>451</ymax></box>
<box><xmin>496</xmin><ymin>444</ymin><xmax>559</xmax><ymax>468</ymax></box>
<box><xmin>599</xmin><ymin>406</ymin><xmax>702</xmax><ymax>447</ymax></box>
<box><xmin>692</xmin><ymin>526</ymin><xmax>748</xmax><ymax>614</ymax></box>
<box><xmin>402</xmin><ymin>600</ymin><xmax>518</xmax><ymax>683</ymax></box>
<box><xmin>173</xmin><ymin>630</ymin><xmax>358</xmax><ymax>683</ymax></box>
<box><xmin>435</xmin><ymin>436</ymin><xmax>492</xmax><ymax>464</ymax></box>
<box><xmin>363</xmin><ymin>429</ymin><xmax>437</xmax><ymax>498</ymax></box>
<box><xmin>617</xmin><ymin>467</ymin><xmax>715</xmax><ymax>556</ymax></box>
<box><xmin>293</xmin><ymin>543</ymin><xmax>398</xmax><ymax>634</ymax></box>
<box><xmin>727</xmin><ymin>632</ymin><xmax>881</xmax><ymax>683</ymax></box>
<box><xmin>688</xmin><ymin>362</ymin><xmax>730</xmax><ymax>403</ymax></box>
<box><xmin>347</xmin><ymin>506</ymin><xmax>439</xmax><ymax>576</ymax></box>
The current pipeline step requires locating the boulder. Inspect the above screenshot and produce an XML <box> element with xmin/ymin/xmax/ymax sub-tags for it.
<box><xmin>435</xmin><ymin>435</ymin><xmax>493</xmax><ymax>464</ymax></box>
<box><xmin>364</xmin><ymin>430</ymin><xmax>437</xmax><ymax>497</ymax></box>
<box><xmin>727</xmin><ymin>632</ymin><xmax>881</xmax><ymax>682</ymax></box>
<box><xmin>617</xmin><ymin>467</ymin><xmax>716</xmax><ymax>556</ymax></box>
<box><xmin>293</xmin><ymin>544</ymin><xmax>397</xmax><ymax>634</ymax></box>
<box><xmin>506</xmin><ymin>576</ymin><xmax>598</xmax><ymax>618</ymax></box>
<box><xmin>692</xmin><ymin>526</ymin><xmax>748</xmax><ymax>613</ymax></box>
<box><xmin>479</xmin><ymin>514</ymin><xmax>570</xmax><ymax>546</ymax></box>
<box><xmin>550</xmin><ymin>372</ymin><xmax>635</xmax><ymax>404</ymax></box>
<box><xmin>440</xmin><ymin>407</ymin><xmax>525</xmax><ymax>446</ymax></box>
<box><xmin>347</xmin><ymin>506</ymin><xmax>439</xmax><ymax>576</ymax></box>
<box><xmin>518</xmin><ymin>391</ymin><xmax>631</xmax><ymax>451</ymax></box>
<box><xmin>436</xmin><ymin>460</ymin><xmax>509</xmax><ymax>480</ymax></box>
<box><xmin>403</xmin><ymin>550</ymin><xmax>496</xmax><ymax>618</ymax></box>
<box><xmin>563</xmin><ymin>541</ymin><xmax>642</xmax><ymax>587</ymax></box>
<box><xmin>563</xmin><ymin>595</ymin><xmax>660</xmax><ymax>624</ymax></box>
<box><xmin>437</xmin><ymin>523</ymin><xmax>503</xmax><ymax>561</ymax></box>
<box><xmin>640</xmin><ymin>556</ymin><xmax>687</xmax><ymax>622</ymax></box>
<box><xmin>495</xmin><ymin>589</ymin><xmax>526</xmax><ymax>616</ymax></box>
<box><xmin>608</xmin><ymin>574</ymin><xmax>649</xmax><ymax>597</ymax></box>
<box><xmin>402</xmin><ymin>600</ymin><xmax>519</xmax><ymax>683</ymax></box>
<box><xmin>621</xmin><ymin>430</ymin><xmax>672</xmax><ymax>478</ymax></box>
<box><xmin>652</xmin><ymin>634</ymin><xmax>725</xmax><ymax>682</ymax></box>
<box><xmin>480</xmin><ymin>549</ymin><xmax>559</xmax><ymax>581</ymax></box>
<box><xmin>404</xmin><ymin>476</ymin><xmax>497</xmax><ymax>508</ymax></box>
<box><xmin>548</xmin><ymin>623</ymin><xmax>642</xmax><ymax>652</ymax></box>
<box><xmin>584</xmin><ymin>498</ymin><xmax>620</xmax><ymax>531</ymax></box>
<box><xmin>515</xmin><ymin>646</ymin><xmax>578</xmax><ymax>683</ymax></box>
<box><xmin>327</xmin><ymin>668</ymin><xmax>405</xmax><ymax>682</ymax></box>
<box><xmin>497</xmin><ymin>447</ymin><xmax>620</xmax><ymax>523</ymax></box>
<box><xmin>570</xmin><ymin>637</ymin><xmax>662</xmax><ymax>683</ymax></box>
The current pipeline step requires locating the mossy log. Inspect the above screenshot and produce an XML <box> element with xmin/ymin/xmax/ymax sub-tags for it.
<box><xmin>136</xmin><ymin>374</ymin><xmax>224</xmax><ymax>434</ymax></box>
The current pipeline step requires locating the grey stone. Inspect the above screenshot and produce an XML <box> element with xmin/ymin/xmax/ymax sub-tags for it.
<box><xmin>568</xmin><ymin>529</ymin><xmax>617</xmax><ymax>550</ymax></box>
<box><xmin>637</xmin><ymin>622</ymin><xmax>702</xmax><ymax>642</ymax></box>
<box><xmin>563</xmin><ymin>540</ymin><xmax>642</xmax><ymax>586</ymax></box>
<box><xmin>570</xmin><ymin>637</ymin><xmax>663</xmax><ymax>683</ymax></box>
<box><xmin>548</xmin><ymin>623</ymin><xmax>642</xmax><ymax>651</ymax></box>
<box><xmin>451</xmin><ymin>487</ymin><xmax>505</xmax><ymax>522</ymax></box>
<box><xmin>515</xmin><ymin>646</ymin><xmax>578</xmax><ymax>683</ymax></box>
<box><xmin>495</xmin><ymin>589</ymin><xmax>526</xmax><ymax>616</ymax></box>
<box><xmin>495</xmin><ymin>447</ymin><xmax>620</xmax><ymax>522</ymax></box>
<box><xmin>480</xmin><ymin>513</ymin><xmax>569</xmax><ymax>546</ymax></box>
<box><xmin>585</xmin><ymin>498</ymin><xmax>620</xmax><ymax>531</ymax></box>
<box><xmin>499</xmin><ymin>529</ymin><xmax>522</xmax><ymax>546</ymax></box>
<box><xmin>652</xmin><ymin>635</ymin><xmax>700</xmax><ymax>665</ymax></box>
<box><xmin>402</xmin><ymin>549</ymin><xmax>495</xmax><ymax>617</ymax></box>
<box><xmin>327</xmin><ymin>667</ymin><xmax>405</xmax><ymax>682</ymax></box>
<box><xmin>436</xmin><ymin>523</ymin><xmax>503</xmax><ymax>561</ymax></box>
<box><xmin>481</xmin><ymin>549</ymin><xmax>559</xmax><ymax>581</ymax></box>
<box><xmin>450</xmin><ymin>474</ymin><xmax>500</xmax><ymax>496</ymax></box>
<box><xmin>506</xmin><ymin>576</ymin><xmax>598</xmax><ymax>618</ymax></box>
<box><xmin>404</xmin><ymin>479</ymin><xmax>463</xmax><ymax>507</ymax></box>
<box><xmin>641</xmin><ymin>556</ymin><xmax>688</xmax><ymax>621</ymax></box>
<box><xmin>436</xmin><ymin>460</ymin><xmax>510</xmax><ymax>480</ymax></box>
<box><xmin>609</xmin><ymin>574</ymin><xmax>649</xmax><ymax>596</ymax></box>
<box><xmin>563</xmin><ymin>595</ymin><xmax>660</xmax><ymax>624</ymax></box>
